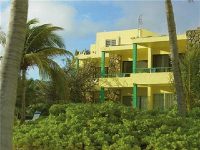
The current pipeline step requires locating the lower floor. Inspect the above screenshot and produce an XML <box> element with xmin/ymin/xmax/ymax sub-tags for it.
<box><xmin>94</xmin><ymin>85</ymin><xmax>176</xmax><ymax>110</ymax></box>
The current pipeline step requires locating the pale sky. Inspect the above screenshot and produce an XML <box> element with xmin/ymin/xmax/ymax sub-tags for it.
<box><xmin>0</xmin><ymin>0</ymin><xmax>200</xmax><ymax>79</ymax></box>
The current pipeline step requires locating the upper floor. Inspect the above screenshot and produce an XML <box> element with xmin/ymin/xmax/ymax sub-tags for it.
<box><xmin>77</xmin><ymin>28</ymin><xmax>187</xmax><ymax>60</ymax></box>
<box><xmin>76</xmin><ymin>28</ymin><xmax>187</xmax><ymax>86</ymax></box>
<box><xmin>77</xmin><ymin>29</ymin><xmax>159</xmax><ymax>59</ymax></box>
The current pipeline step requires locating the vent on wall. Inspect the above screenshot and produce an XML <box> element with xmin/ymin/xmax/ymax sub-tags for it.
<box><xmin>105</xmin><ymin>39</ymin><xmax>116</xmax><ymax>47</ymax></box>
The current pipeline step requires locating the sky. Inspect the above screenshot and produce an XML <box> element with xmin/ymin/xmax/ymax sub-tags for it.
<box><xmin>0</xmin><ymin>0</ymin><xmax>200</xmax><ymax>79</ymax></box>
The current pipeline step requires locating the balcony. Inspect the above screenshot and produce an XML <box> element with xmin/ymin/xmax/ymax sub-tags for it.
<box><xmin>99</xmin><ymin>67</ymin><xmax>173</xmax><ymax>88</ymax></box>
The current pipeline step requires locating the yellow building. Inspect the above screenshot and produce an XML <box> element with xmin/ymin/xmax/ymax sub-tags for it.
<box><xmin>76</xmin><ymin>28</ymin><xmax>187</xmax><ymax>110</ymax></box>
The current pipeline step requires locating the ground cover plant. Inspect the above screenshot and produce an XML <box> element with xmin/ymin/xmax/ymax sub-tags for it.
<box><xmin>14</xmin><ymin>102</ymin><xmax>200</xmax><ymax>150</ymax></box>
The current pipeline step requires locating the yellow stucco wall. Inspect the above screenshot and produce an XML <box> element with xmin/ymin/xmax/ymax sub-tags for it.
<box><xmin>93</xmin><ymin>29</ymin><xmax>158</xmax><ymax>54</ymax></box>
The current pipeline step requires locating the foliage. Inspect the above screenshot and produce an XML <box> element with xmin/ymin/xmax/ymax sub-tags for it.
<box><xmin>0</xmin><ymin>27</ymin><xmax>6</xmax><ymax>47</ymax></box>
<box><xmin>14</xmin><ymin>102</ymin><xmax>200</xmax><ymax>149</ymax></box>
<box><xmin>32</xmin><ymin>79</ymin><xmax>69</xmax><ymax>104</ymax></box>
<box><xmin>16</xmin><ymin>78</ymin><xmax>69</xmax><ymax>119</ymax></box>
<box><xmin>21</xmin><ymin>18</ymin><xmax>71</xmax><ymax>97</ymax></box>
<box><xmin>65</xmin><ymin>59</ymin><xmax>99</xmax><ymax>103</ymax></box>
<box><xmin>180</xmin><ymin>47</ymin><xmax>200</xmax><ymax>109</ymax></box>
<box><xmin>15</xmin><ymin>18</ymin><xmax>72</xmax><ymax>121</ymax></box>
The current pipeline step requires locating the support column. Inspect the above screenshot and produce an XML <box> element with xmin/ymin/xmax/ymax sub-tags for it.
<box><xmin>132</xmin><ymin>43</ymin><xmax>137</xmax><ymax>73</ymax></box>
<box><xmin>148</xmin><ymin>47</ymin><xmax>152</xmax><ymax>69</ymax></box>
<box><xmin>147</xmin><ymin>86</ymin><xmax>153</xmax><ymax>110</ymax></box>
<box><xmin>76</xmin><ymin>58</ymin><xmax>79</xmax><ymax>70</ymax></box>
<box><xmin>100</xmin><ymin>87</ymin><xmax>105</xmax><ymax>103</ymax></box>
<box><xmin>101</xmin><ymin>51</ymin><xmax>105</xmax><ymax>77</ymax></box>
<box><xmin>132</xmin><ymin>84</ymin><xmax>137</xmax><ymax>108</ymax></box>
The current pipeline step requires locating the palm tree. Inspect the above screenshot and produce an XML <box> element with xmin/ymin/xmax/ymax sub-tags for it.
<box><xmin>165</xmin><ymin>0</ymin><xmax>186</xmax><ymax>116</ymax></box>
<box><xmin>19</xmin><ymin>19</ymin><xmax>71</xmax><ymax>121</ymax></box>
<box><xmin>0</xmin><ymin>0</ymin><xmax>28</xmax><ymax>149</ymax></box>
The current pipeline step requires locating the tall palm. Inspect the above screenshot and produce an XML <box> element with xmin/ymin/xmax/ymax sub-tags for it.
<box><xmin>19</xmin><ymin>19</ymin><xmax>71</xmax><ymax>121</ymax></box>
<box><xmin>0</xmin><ymin>0</ymin><xmax>28</xmax><ymax>149</ymax></box>
<box><xmin>165</xmin><ymin>0</ymin><xmax>186</xmax><ymax>116</ymax></box>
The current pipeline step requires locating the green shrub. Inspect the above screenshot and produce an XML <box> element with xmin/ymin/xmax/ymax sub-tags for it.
<box><xmin>14</xmin><ymin>101</ymin><xmax>200</xmax><ymax>149</ymax></box>
<box><xmin>49</xmin><ymin>104</ymin><xmax>67</xmax><ymax>116</ymax></box>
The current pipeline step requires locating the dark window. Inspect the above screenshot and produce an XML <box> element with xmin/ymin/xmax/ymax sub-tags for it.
<box><xmin>122</xmin><ymin>61</ymin><xmax>132</xmax><ymax>73</ymax></box>
<box><xmin>153</xmin><ymin>54</ymin><xmax>171</xmax><ymax>68</ymax></box>
<box><xmin>153</xmin><ymin>93</ymin><xmax>176</xmax><ymax>110</ymax></box>
<box><xmin>153</xmin><ymin>94</ymin><xmax>164</xmax><ymax>110</ymax></box>
<box><xmin>164</xmin><ymin>93</ymin><xmax>176</xmax><ymax>109</ymax></box>
<box><xmin>137</xmin><ymin>96</ymin><xmax>147</xmax><ymax>110</ymax></box>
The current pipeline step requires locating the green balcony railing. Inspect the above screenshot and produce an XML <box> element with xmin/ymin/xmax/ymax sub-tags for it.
<box><xmin>105</xmin><ymin>73</ymin><xmax>131</xmax><ymax>78</ymax></box>
<box><xmin>103</xmin><ymin>67</ymin><xmax>172</xmax><ymax>78</ymax></box>
<box><xmin>136</xmin><ymin>67</ymin><xmax>172</xmax><ymax>73</ymax></box>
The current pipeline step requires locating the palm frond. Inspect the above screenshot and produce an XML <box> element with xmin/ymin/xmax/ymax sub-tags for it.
<box><xmin>34</xmin><ymin>47</ymin><xmax>73</xmax><ymax>57</ymax></box>
<box><xmin>27</xmin><ymin>56</ymin><xmax>68</xmax><ymax>100</ymax></box>
<box><xmin>24</xmin><ymin>52</ymin><xmax>67</xmax><ymax>79</ymax></box>
<box><xmin>24</xmin><ymin>48</ymin><xmax>72</xmax><ymax>69</ymax></box>
<box><xmin>21</xmin><ymin>19</ymin><xmax>70</xmax><ymax>101</ymax></box>
<box><xmin>27</xmin><ymin>18</ymin><xmax>39</xmax><ymax>27</ymax></box>
<box><xmin>25</xmin><ymin>24</ymin><xmax>64</xmax><ymax>52</ymax></box>
<box><xmin>25</xmin><ymin>24</ymin><xmax>52</xmax><ymax>51</ymax></box>
<box><xmin>47</xmin><ymin>33</ymin><xmax>65</xmax><ymax>48</ymax></box>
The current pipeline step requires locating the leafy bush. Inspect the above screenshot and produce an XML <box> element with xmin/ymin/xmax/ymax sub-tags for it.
<box><xmin>14</xmin><ymin>102</ymin><xmax>200</xmax><ymax>149</ymax></box>
<box><xmin>49</xmin><ymin>104</ymin><xmax>67</xmax><ymax>116</ymax></box>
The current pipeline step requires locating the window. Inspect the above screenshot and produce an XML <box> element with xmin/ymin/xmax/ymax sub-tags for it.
<box><xmin>153</xmin><ymin>54</ymin><xmax>171</xmax><ymax>68</ymax></box>
<box><xmin>153</xmin><ymin>93</ymin><xmax>176</xmax><ymax>110</ymax></box>
<box><xmin>153</xmin><ymin>94</ymin><xmax>164</xmax><ymax>110</ymax></box>
<box><xmin>122</xmin><ymin>61</ymin><xmax>132</xmax><ymax>73</ymax></box>
<box><xmin>122</xmin><ymin>96</ymin><xmax>147</xmax><ymax>110</ymax></box>
<box><xmin>137</xmin><ymin>96</ymin><xmax>147</xmax><ymax>110</ymax></box>
<box><xmin>105</xmin><ymin>39</ymin><xmax>116</xmax><ymax>47</ymax></box>
<box><xmin>164</xmin><ymin>93</ymin><xmax>176</xmax><ymax>109</ymax></box>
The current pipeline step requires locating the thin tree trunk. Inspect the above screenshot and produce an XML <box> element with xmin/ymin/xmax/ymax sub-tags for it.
<box><xmin>0</xmin><ymin>0</ymin><xmax>28</xmax><ymax>149</ymax></box>
<box><xmin>165</xmin><ymin>0</ymin><xmax>186</xmax><ymax>116</ymax></box>
<box><xmin>21</xmin><ymin>69</ymin><xmax>27</xmax><ymax>122</ymax></box>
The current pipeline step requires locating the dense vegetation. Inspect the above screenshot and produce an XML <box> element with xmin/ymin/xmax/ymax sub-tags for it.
<box><xmin>14</xmin><ymin>102</ymin><xmax>200</xmax><ymax>150</ymax></box>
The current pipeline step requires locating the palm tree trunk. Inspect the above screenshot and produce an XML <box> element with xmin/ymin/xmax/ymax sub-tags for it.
<box><xmin>0</xmin><ymin>0</ymin><xmax>28</xmax><ymax>149</ymax></box>
<box><xmin>21</xmin><ymin>69</ymin><xmax>27</xmax><ymax>122</ymax></box>
<box><xmin>165</xmin><ymin>0</ymin><xmax>186</xmax><ymax>116</ymax></box>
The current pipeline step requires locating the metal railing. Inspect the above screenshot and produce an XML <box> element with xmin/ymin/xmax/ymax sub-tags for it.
<box><xmin>105</xmin><ymin>73</ymin><xmax>131</xmax><ymax>78</ymax></box>
<box><xmin>136</xmin><ymin>67</ymin><xmax>172</xmax><ymax>73</ymax></box>
<box><xmin>103</xmin><ymin>67</ymin><xmax>172</xmax><ymax>78</ymax></box>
